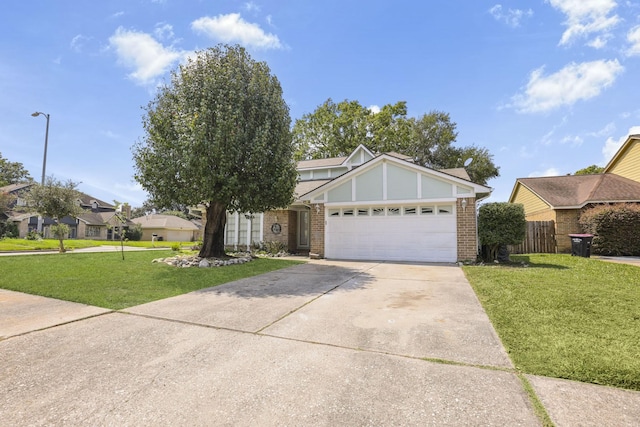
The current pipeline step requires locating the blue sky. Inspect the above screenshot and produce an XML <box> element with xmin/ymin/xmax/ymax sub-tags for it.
<box><xmin>1</xmin><ymin>0</ymin><xmax>639</xmax><ymax>206</ymax></box>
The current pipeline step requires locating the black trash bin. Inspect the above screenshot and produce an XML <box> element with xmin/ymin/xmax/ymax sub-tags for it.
<box><xmin>568</xmin><ymin>234</ymin><xmax>593</xmax><ymax>257</ymax></box>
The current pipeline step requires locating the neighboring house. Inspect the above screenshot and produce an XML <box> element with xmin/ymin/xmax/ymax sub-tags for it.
<box><xmin>509</xmin><ymin>134</ymin><xmax>640</xmax><ymax>252</ymax></box>
<box><xmin>131</xmin><ymin>214</ymin><xmax>199</xmax><ymax>242</ymax></box>
<box><xmin>217</xmin><ymin>145</ymin><xmax>492</xmax><ymax>262</ymax></box>
<box><xmin>0</xmin><ymin>182</ymin><xmax>134</xmax><ymax>239</ymax></box>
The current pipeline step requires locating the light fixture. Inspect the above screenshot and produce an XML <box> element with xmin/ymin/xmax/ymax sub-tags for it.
<box><xmin>461</xmin><ymin>198</ymin><xmax>468</xmax><ymax>212</ymax></box>
<box><xmin>314</xmin><ymin>204</ymin><xmax>320</xmax><ymax>214</ymax></box>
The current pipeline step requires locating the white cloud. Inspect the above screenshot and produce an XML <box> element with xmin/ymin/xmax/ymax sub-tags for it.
<box><xmin>546</xmin><ymin>0</ymin><xmax>620</xmax><ymax>47</ymax></box>
<box><xmin>626</xmin><ymin>25</ymin><xmax>640</xmax><ymax>56</ymax></box>
<box><xmin>70</xmin><ymin>34</ymin><xmax>91</xmax><ymax>53</ymax></box>
<box><xmin>243</xmin><ymin>2</ymin><xmax>261</xmax><ymax>13</ymax></box>
<box><xmin>560</xmin><ymin>135</ymin><xmax>583</xmax><ymax>146</ymax></box>
<box><xmin>602</xmin><ymin>126</ymin><xmax>640</xmax><ymax>163</ymax></box>
<box><xmin>109</xmin><ymin>27</ymin><xmax>187</xmax><ymax>85</ymax></box>
<box><xmin>489</xmin><ymin>4</ymin><xmax>533</xmax><ymax>28</ymax></box>
<box><xmin>587</xmin><ymin>122</ymin><xmax>616</xmax><ymax>137</ymax></box>
<box><xmin>511</xmin><ymin>59</ymin><xmax>624</xmax><ymax>113</ymax></box>
<box><xmin>587</xmin><ymin>35</ymin><xmax>610</xmax><ymax>49</ymax></box>
<box><xmin>191</xmin><ymin>13</ymin><xmax>283</xmax><ymax>49</ymax></box>
<box><xmin>111</xmin><ymin>11</ymin><xmax>125</xmax><ymax>19</ymax></box>
<box><xmin>368</xmin><ymin>105</ymin><xmax>381</xmax><ymax>114</ymax></box>
<box><xmin>154</xmin><ymin>22</ymin><xmax>175</xmax><ymax>41</ymax></box>
<box><xmin>528</xmin><ymin>167</ymin><xmax>561</xmax><ymax>177</ymax></box>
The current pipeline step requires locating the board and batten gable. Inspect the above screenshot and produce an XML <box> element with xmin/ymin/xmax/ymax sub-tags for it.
<box><xmin>604</xmin><ymin>135</ymin><xmax>640</xmax><ymax>183</ymax></box>
<box><xmin>309</xmin><ymin>157</ymin><xmax>478</xmax><ymax>205</ymax></box>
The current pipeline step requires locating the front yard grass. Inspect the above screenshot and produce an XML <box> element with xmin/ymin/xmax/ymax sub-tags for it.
<box><xmin>0</xmin><ymin>238</ymin><xmax>188</xmax><ymax>251</ymax></box>
<box><xmin>463</xmin><ymin>254</ymin><xmax>640</xmax><ymax>391</ymax></box>
<box><xmin>0</xmin><ymin>251</ymin><xmax>303</xmax><ymax>310</ymax></box>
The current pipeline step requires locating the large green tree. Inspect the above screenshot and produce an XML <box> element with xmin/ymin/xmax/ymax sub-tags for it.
<box><xmin>26</xmin><ymin>177</ymin><xmax>83</xmax><ymax>253</ymax></box>
<box><xmin>133</xmin><ymin>45</ymin><xmax>297</xmax><ymax>258</ymax></box>
<box><xmin>292</xmin><ymin>99</ymin><xmax>499</xmax><ymax>185</ymax></box>
<box><xmin>0</xmin><ymin>152</ymin><xmax>32</xmax><ymax>186</ymax></box>
<box><xmin>575</xmin><ymin>164</ymin><xmax>604</xmax><ymax>175</ymax></box>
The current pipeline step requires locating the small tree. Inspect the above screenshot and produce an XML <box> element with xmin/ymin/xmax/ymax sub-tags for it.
<box><xmin>478</xmin><ymin>202</ymin><xmax>526</xmax><ymax>262</ymax></box>
<box><xmin>26</xmin><ymin>177</ymin><xmax>83</xmax><ymax>253</ymax></box>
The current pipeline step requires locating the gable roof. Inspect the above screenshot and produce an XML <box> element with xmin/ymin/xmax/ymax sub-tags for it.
<box><xmin>301</xmin><ymin>152</ymin><xmax>491</xmax><ymax>201</ymax></box>
<box><xmin>604</xmin><ymin>134</ymin><xmax>640</xmax><ymax>173</ymax></box>
<box><xmin>297</xmin><ymin>156</ymin><xmax>347</xmax><ymax>169</ymax></box>
<box><xmin>0</xmin><ymin>182</ymin><xmax>33</xmax><ymax>194</ymax></box>
<box><xmin>131</xmin><ymin>214</ymin><xmax>199</xmax><ymax>230</ymax></box>
<box><xmin>511</xmin><ymin>174</ymin><xmax>640</xmax><ymax>208</ymax></box>
<box><xmin>77</xmin><ymin>211</ymin><xmax>134</xmax><ymax>226</ymax></box>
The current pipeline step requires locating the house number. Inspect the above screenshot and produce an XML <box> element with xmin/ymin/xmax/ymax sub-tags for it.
<box><xmin>271</xmin><ymin>223</ymin><xmax>282</xmax><ymax>234</ymax></box>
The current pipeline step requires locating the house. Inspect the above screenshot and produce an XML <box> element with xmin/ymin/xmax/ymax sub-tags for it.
<box><xmin>131</xmin><ymin>214</ymin><xmax>199</xmax><ymax>242</ymax></box>
<box><xmin>219</xmin><ymin>145</ymin><xmax>492</xmax><ymax>262</ymax></box>
<box><xmin>1</xmin><ymin>182</ymin><xmax>134</xmax><ymax>240</ymax></box>
<box><xmin>509</xmin><ymin>134</ymin><xmax>640</xmax><ymax>252</ymax></box>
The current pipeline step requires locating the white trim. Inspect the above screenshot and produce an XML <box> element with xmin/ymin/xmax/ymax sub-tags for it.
<box><xmin>324</xmin><ymin>198</ymin><xmax>456</xmax><ymax>207</ymax></box>
<box><xmin>234</xmin><ymin>212</ymin><xmax>239</xmax><ymax>250</ymax></box>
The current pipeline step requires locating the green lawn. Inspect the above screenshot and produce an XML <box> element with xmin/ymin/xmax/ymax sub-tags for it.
<box><xmin>463</xmin><ymin>254</ymin><xmax>640</xmax><ymax>391</ymax></box>
<box><xmin>0</xmin><ymin>251</ymin><xmax>303</xmax><ymax>310</ymax></box>
<box><xmin>0</xmin><ymin>238</ymin><xmax>189</xmax><ymax>251</ymax></box>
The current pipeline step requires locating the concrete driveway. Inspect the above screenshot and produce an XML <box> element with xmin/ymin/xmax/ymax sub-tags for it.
<box><xmin>1</xmin><ymin>260</ymin><xmax>639</xmax><ymax>426</ymax></box>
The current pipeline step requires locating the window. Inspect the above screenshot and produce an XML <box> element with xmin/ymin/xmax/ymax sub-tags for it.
<box><xmin>387</xmin><ymin>207</ymin><xmax>400</xmax><ymax>216</ymax></box>
<box><xmin>403</xmin><ymin>207</ymin><xmax>417</xmax><ymax>215</ymax></box>
<box><xmin>438</xmin><ymin>206</ymin><xmax>452</xmax><ymax>214</ymax></box>
<box><xmin>342</xmin><ymin>209</ymin><xmax>354</xmax><ymax>216</ymax></box>
<box><xmin>85</xmin><ymin>226</ymin><xmax>101</xmax><ymax>237</ymax></box>
<box><xmin>357</xmin><ymin>208</ymin><xmax>370</xmax><ymax>216</ymax></box>
<box><xmin>328</xmin><ymin>209</ymin><xmax>340</xmax><ymax>217</ymax></box>
<box><xmin>421</xmin><ymin>206</ymin><xmax>434</xmax><ymax>215</ymax></box>
<box><xmin>16</xmin><ymin>197</ymin><xmax>27</xmax><ymax>207</ymax></box>
<box><xmin>372</xmin><ymin>207</ymin><xmax>385</xmax><ymax>216</ymax></box>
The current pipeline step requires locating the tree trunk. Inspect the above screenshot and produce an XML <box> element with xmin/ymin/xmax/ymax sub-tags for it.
<box><xmin>199</xmin><ymin>201</ymin><xmax>227</xmax><ymax>258</ymax></box>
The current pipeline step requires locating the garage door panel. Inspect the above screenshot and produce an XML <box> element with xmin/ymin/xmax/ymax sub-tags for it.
<box><xmin>325</xmin><ymin>213</ymin><xmax>457</xmax><ymax>262</ymax></box>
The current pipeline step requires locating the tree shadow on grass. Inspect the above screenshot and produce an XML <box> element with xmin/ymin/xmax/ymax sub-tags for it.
<box><xmin>193</xmin><ymin>263</ymin><xmax>376</xmax><ymax>298</ymax></box>
<box><xmin>501</xmin><ymin>255</ymin><xmax>570</xmax><ymax>270</ymax></box>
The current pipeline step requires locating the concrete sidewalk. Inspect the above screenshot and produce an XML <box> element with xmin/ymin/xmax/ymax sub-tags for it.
<box><xmin>1</xmin><ymin>260</ymin><xmax>638</xmax><ymax>426</ymax></box>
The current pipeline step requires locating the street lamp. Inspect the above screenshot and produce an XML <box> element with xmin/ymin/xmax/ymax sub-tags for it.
<box><xmin>31</xmin><ymin>111</ymin><xmax>50</xmax><ymax>233</ymax></box>
<box><xmin>31</xmin><ymin>111</ymin><xmax>50</xmax><ymax>185</ymax></box>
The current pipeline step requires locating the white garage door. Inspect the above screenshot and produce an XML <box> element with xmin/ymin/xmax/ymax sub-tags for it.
<box><xmin>325</xmin><ymin>208</ymin><xmax>457</xmax><ymax>262</ymax></box>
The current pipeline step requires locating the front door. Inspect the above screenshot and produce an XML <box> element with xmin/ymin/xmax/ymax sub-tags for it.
<box><xmin>298</xmin><ymin>210</ymin><xmax>310</xmax><ymax>249</ymax></box>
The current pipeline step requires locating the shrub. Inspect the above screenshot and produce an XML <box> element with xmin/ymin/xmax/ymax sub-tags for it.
<box><xmin>478</xmin><ymin>203</ymin><xmax>526</xmax><ymax>262</ymax></box>
<box><xmin>256</xmin><ymin>240</ymin><xmax>288</xmax><ymax>255</ymax></box>
<box><xmin>26</xmin><ymin>230</ymin><xmax>42</xmax><ymax>240</ymax></box>
<box><xmin>0</xmin><ymin>220</ymin><xmax>18</xmax><ymax>238</ymax></box>
<box><xmin>171</xmin><ymin>242</ymin><xmax>181</xmax><ymax>251</ymax></box>
<box><xmin>579</xmin><ymin>203</ymin><xmax>640</xmax><ymax>256</ymax></box>
<box><xmin>125</xmin><ymin>224</ymin><xmax>143</xmax><ymax>241</ymax></box>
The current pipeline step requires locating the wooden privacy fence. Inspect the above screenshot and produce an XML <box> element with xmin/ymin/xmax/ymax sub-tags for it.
<box><xmin>508</xmin><ymin>221</ymin><xmax>556</xmax><ymax>254</ymax></box>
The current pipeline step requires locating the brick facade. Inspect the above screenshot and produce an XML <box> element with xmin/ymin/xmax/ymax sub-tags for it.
<box><xmin>309</xmin><ymin>203</ymin><xmax>325</xmax><ymax>258</ymax></box>
<box><xmin>555</xmin><ymin>208</ymin><xmax>581</xmax><ymax>253</ymax></box>
<box><xmin>456</xmin><ymin>197</ymin><xmax>479</xmax><ymax>261</ymax></box>
<box><xmin>263</xmin><ymin>209</ymin><xmax>294</xmax><ymax>251</ymax></box>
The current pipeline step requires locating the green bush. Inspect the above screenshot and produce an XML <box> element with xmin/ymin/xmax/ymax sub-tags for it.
<box><xmin>124</xmin><ymin>224</ymin><xmax>143</xmax><ymax>241</ymax></box>
<box><xmin>25</xmin><ymin>230</ymin><xmax>42</xmax><ymax>240</ymax></box>
<box><xmin>579</xmin><ymin>203</ymin><xmax>640</xmax><ymax>256</ymax></box>
<box><xmin>0</xmin><ymin>220</ymin><xmax>18</xmax><ymax>238</ymax></box>
<box><xmin>171</xmin><ymin>242</ymin><xmax>181</xmax><ymax>251</ymax></box>
<box><xmin>478</xmin><ymin>202</ymin><xmax>526</xmax><ymax>262</ymax></box>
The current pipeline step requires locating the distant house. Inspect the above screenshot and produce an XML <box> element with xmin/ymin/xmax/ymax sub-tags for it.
<box><xmin>0</xmin><ymin>182</ymin><xmax>134</xmax><ymax>240</ymax></box>
<box><xmin>509</xmin><ymin>134</ymin><xmax>640</xmax><ymax>252</ymax></box>
<box><xmin>131</xmin><ymin>214</ymin><xmax>199</xmax><ymax>242</ymax></box>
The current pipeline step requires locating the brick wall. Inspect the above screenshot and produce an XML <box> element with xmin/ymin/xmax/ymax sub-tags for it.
<box><xmin>310</xmin><ymin>203</ymin><xmax>325</xmax><ymax>257</ymax></box>
<box><xmin>555</xmin><ymin>208</ymin><xmax>581</xmax><ymax>253</ymax></box>
<box><xmin>456</xmin><ymin>197</ymin><xmax>478</xmax><ymax>261</ymax></box>
<box><xmin>263</xmin><ymin>209</ymin><xmax>292</xmax><ymax>250</ymax></box>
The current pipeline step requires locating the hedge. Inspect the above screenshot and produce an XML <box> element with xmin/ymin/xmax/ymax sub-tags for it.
<box><xmin>579</xmin><ymin>203</ymin><xmax>640</xmax><ymax>256</ymax></box>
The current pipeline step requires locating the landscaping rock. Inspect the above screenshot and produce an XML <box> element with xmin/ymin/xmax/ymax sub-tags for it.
<box><xmin>153</xmin><ymin>254</ymin><xmax>253</xmax><ymax>268</ymax></box>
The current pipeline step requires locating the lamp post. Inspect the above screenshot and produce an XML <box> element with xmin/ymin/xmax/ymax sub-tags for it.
<box><xmin>31</xmin><ymin>111</ymin><xmax>50</xmax><ymax>185</ymax></box>
<box><xmin>31</xmin><ymin>111</ymin><xmax>50</xmax><ymax>233</ymax></box>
